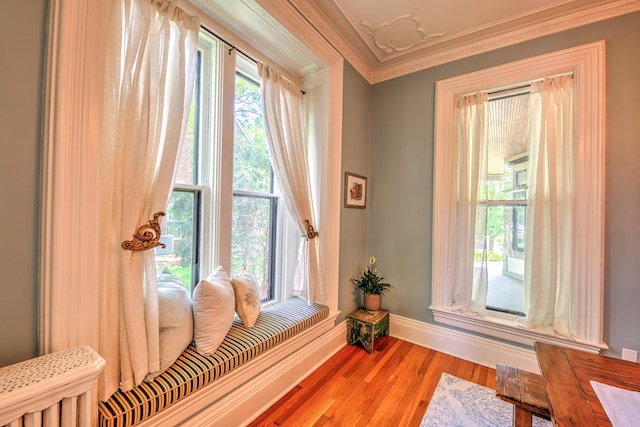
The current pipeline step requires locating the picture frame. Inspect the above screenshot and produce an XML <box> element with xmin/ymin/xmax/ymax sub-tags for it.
<box><xmin>344</xmin><ymin>172</ymin><xmax>367</xmax><ymax>208</ymax></box>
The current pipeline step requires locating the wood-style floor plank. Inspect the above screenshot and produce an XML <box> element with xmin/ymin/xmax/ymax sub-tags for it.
<box><xmin>247</xmin><ymin>336</ymin><xmax>497</xmax><ymax>427</ymax></box>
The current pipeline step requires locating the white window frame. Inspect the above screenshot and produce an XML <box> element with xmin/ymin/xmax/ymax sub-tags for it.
<box><xmin>162</xmin><ymin>32</ymin><xmax>221</xmax><ymax>291</ymax></box>
<box><xmin>180</xmin><ymin>30</ymin><xmax>296</xmax><ymax>304</ymax></box>
<box><xmin>160</xmin><ymin>35</ymin><xmax>218</xmax><ymax>292</ymax></box>
<box><xmin>192</xmin><ymin>29</ymin><xmax>316</xmax><ymax>307</ymax></box>
<box><xmin>231</xmin><ymin>55</ymin><xmax>283</xmax><ymax>302</ymax></box>
<box><xmin>431</xmin><ymin>41</ymin><xmax>606</xmax><ymax>353</ymax></box>
<box><xmin>197</xmin><ymin>32</ymin><xmax>220</xmax><ymax>281</ymax></box>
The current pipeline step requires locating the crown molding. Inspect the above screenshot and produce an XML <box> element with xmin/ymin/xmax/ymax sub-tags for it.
<box><xmin>287</xmin><ymin>0</ymin><xmax>640</xmax><ymax>84</ymax></box>
<box><xmin>371</xmin><ymin>0</ymin><xmax>640</xmax><ymax>83</ymax></box>
<box><xmin>256</xmin><ymin>0</ymin><xmax>343</xmax><ymax>68</ymax></box>
<box><xmin>285</xmin><ymin>0</ymin><xmax>372</xmax><ymax>82</ymax></box>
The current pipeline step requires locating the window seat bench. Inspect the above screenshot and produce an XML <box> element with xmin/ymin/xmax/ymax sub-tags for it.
<box><xmin>98</xmin><ymin>298</ymin><xmax>330</xmax><ymax>427</ymax></box>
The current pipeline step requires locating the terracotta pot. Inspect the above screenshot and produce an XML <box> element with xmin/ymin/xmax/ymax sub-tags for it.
<box><xmin>363</xmin><ymin>294</ymin><xmax>382</xmax><ymax>311</ymax></box>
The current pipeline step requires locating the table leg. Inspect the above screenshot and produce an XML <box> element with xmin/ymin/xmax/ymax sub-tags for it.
<box><xmin>513</xmin><ymin>406</ymin><xmax>532</xmax><ymax>427</ymax></box>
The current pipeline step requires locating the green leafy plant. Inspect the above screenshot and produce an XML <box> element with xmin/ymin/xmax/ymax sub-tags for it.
<box><xmin>474</xmin><ymin>250</ymin><xmax>503</xmax><ymax>261</ymax></box>
<box><xmin>351</xmin><ymin>256</ymin><xmax>392</xmax><ymax>295</ymax></box>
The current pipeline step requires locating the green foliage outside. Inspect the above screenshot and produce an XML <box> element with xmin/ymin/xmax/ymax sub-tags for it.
<box><xmin>474</xmin><ymin>250</ymin><xmax>503</xmax><ymax>261</ymax></box>
<box><xmin>157</xmin><ymin>89</ymin><xmax>199</xmax><ymax>290</ymax></box>
<box><xmin>233</xmin><ymin>75</ymin><xmax>270</xmax><ymax>193</ymax></box>
<box><xmin>157</xmin><ymin>69</ymin><xmax>274</xmax><ymax>294</ymax></box>
<box><xmin>158</xmin><ymin>191</ymin><xmax>195</xmax><ymax>289</ymax></box>
<box><xmin>231</xmin><ymin>74</ymin><xmax>273</xmax><ymax>289</ymax></box>
<box><xmin>159</xmin><ymin>265</ymin><xmax>192</xmax><ymax>290</ymax></box>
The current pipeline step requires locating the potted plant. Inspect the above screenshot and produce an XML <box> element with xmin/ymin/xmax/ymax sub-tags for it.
<box><xmin>351</xmin><ymin>256</ymin><xmax>392</xmax><ymax>311</ymax></box>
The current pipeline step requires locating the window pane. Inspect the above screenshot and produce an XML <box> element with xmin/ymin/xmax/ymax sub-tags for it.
<box><xmin>155</xmin><ymin>190</ymin><xmax>199</xmax><ymax>291</ymax></box>
<box><xmin>487</xmin><ymin>91</ymin><xmax>530</xmax><ymax>180</ymax></box>
<box><xmin>485</xmin><ymin>204</ymin><xmax>525</xmax><ymax>314</ymax></box>
<box><xmin>485</xmin><ymin>92</ymin><xmax>530</xmax><ymax>315</ymax></box>
<box><xmin>233</xmin><ymin>73</ymin><xmax>271</xmax><ymax>193</ymax></box>
<box><xmin>174</xmin><ymin>51</ymin><xmax>201</xmax><ymax>185</ymax></box>
<box><xmin>511</xmin><ymin>205</ymin><xmax>526</xmax><ymax>252</ymax></box>
<box><xmin>231</xmin><ymin>195</ymin><xmax>275</xmax><ymax>300</ymax></box>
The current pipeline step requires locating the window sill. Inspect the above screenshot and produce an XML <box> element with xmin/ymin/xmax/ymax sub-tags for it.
<box><xmin>429</xmin><ymin>305</ymin><xmax>608</xmax><ymax>354</ymax></box>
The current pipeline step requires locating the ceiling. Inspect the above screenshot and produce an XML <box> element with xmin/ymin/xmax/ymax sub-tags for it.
<box><xmin>290</xmin><ymin>0</ymin><xmax>639</xmax><ymax>83</ymax></box>
<box><xmin>192</xmin><ymin>0</ymin><xmax>640</xmax><ymax>84</ymax></box>
<box><xmin>313</xmin><ymin>0</ymin><xmax>574</xmax><ymax>63</ymax></box>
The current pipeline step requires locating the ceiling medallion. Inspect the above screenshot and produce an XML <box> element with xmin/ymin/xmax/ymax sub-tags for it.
<box><xmin>360</xmin><ymin>9</ymin><xmax>445</xmax><ymax>55</ymax></box>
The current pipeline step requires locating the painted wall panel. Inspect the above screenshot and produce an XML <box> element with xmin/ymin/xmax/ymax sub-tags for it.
<box><xmin>0</xmin><ymin>0</ymin><xmax>46</xmax><ymax>365</ymax></box>
<box><xmin>338</xmin><ymin>63</ymin><xmax>371</xmax><ymax>322</ymax></box>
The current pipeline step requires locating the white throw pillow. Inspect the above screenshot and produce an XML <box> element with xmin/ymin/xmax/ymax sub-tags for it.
<box><xmin>146</xmin><ymin>271</ymin><xmax>193</xmax><ymax>381</ymax></box>
<box><xmin>192</xmin><ymin>266</ymin><xmax>235</xmax><ymax>355</ymax></box>
<box><xmin>231</xmin><ymin>271</ymin><xmax>261</xmax><ymax>327</ymax></box>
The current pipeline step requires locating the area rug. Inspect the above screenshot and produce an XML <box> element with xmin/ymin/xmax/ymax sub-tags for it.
<box><xmin>420</xmin><ymin>372</ymin><xmax>552</xmax><ymax>427</ymax></box>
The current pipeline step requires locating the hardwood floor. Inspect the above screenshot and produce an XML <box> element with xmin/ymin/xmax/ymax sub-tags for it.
<box><xmin>248</xmin><ymin>335</ymin><xmax>498</xmax><ymax>427</ymax></box>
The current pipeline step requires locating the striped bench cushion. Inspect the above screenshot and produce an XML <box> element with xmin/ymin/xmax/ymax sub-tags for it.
<box><xmin>98</xmin><ymin>298</ymin><xmax>329</xmax><ymax>427</ymax></box>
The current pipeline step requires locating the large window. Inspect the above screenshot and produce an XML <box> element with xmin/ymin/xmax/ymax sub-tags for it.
<box><xmin>431</xmin><ymin>42</ymin><xmax>605</xmax><ymax>351</ymax></box>
<box><xmin>232</xmin><ymin>61</ymin><xmax>277</xmax><ymax>300</ymax></box>
<box><xmin>155</xmin><ymin>31</ymin><xmax>289</xmax><ymax>302</ymax></box>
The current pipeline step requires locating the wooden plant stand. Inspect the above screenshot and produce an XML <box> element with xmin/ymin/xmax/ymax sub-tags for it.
<box><xmin>346</xmin><ymin>309</ymin><xmax>389</xmax><ymax>353</ymax></box>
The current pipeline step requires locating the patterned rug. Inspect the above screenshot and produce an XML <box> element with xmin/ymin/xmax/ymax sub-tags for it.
<box><xmin>420</xmin><ymin>373</ymin><xmax>552</xmax><ymax>427</ymax></box>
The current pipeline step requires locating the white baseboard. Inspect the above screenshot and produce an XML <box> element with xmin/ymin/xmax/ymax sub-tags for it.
<box><xmin>178</xmin><ymin>320</ymin><xmax>347</xmax><ymax>427</ymax></box>
<box><xmin>389</xmin><ymin>313</ymin><xmax>540</xmax><ymax>374</ymax></box>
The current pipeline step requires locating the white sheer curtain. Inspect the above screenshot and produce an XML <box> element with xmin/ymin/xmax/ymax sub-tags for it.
<box><xmin>99</xmin><ymin>0</ymin><xmax>199</xmax><ymax>400</ymax></box>
<box><xmin>523</xmin><ymin>75</ymin><xmax>574</xmax><ymax>337</ymax></box>
<box><xmin>258</xmin><ymin>63</ymin><xmax>324</xmax><ymax>305</ymax></box>
<box><xmin>446</xmin><ymin>93</ymin><xmax>489</xmax><ymax>314</ymax></box>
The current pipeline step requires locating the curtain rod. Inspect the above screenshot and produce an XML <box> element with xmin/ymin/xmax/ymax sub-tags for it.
<box><xmin>489</xmin><ymin>83</ymin><xmax>531</xmax><ymax>97</ymax></box>
<box><xmin>201</xmin><ymin>27</ymin><xmax>259</xmax><ymax>65</ymax></box>
<box><xmin>488</xmin><ymin>73</ymin><xmax>574</xmax><ymax>98</ymax></box>
<box><xmin>200</xmin><ymin>26</ymin><xmax>305</xmax><ymax>95</ymax></box>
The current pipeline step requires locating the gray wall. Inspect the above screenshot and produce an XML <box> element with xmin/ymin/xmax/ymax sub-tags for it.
<box><xmin>3</xmin><ymin>1</ymin><xmax>639</xmax><ymax>367</ymax></box>
<box><xmin>0</xmin><ymin>0</ymin><xmax>46</xmax><ymax>365</ymax></box>
<box><xmin>368</xmin><ymin>11</ymin><xmax>640</xmax><ymax>358</ymax></box>
<box><xmin>337</xmin><ymin>63</ymin><xmax>371</xmax><ymax>322</ymax></box>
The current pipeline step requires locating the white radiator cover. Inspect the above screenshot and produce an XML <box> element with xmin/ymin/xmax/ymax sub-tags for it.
<box><xmin>0</xmin><ymin>346</ymin><xmax>105</xmax><ymax>427</ymax></box>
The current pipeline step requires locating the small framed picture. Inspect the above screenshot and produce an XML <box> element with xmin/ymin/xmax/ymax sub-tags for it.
<box><xmin>344</xmin><ymin>172</ymin><xmax>367</xmax><ymax>208</ymax></box>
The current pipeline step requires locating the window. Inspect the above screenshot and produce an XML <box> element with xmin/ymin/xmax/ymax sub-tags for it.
<box><xmin>40</xmin><ymin>0</ymin><xmax>344</xmax><ymax>377</ymax></box>
<box><xmin>155</xmin><ymin>48</ymin><xmax>203</xmax><ymax>291</ymax></box>
<box><xmin>155</xmin><ymin>30</ymin><xmax>292</xmax><ymax>303</ymax></box>
<box><xmin>156</xmin><ymin>189</ymin><xmax>201</xmax><ymax>291</ymax></box>
<box><xmin>431</xmin><ymin>42</ymin><xmax>605</xmax><ymax>351</ymax></box>
<box><xmin>484</xmin><ymin>90</ymin><xmax>530</xmax><ymax>315</ymax></box>
<box><xmin>232</xmin><ymin>60</ymin><xmax>278</xmax><ymax>300</ymax></box>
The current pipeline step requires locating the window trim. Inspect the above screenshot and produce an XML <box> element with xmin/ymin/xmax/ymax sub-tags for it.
<box><xmin>431</xmin><ymin>41</ymin><xmax>606</xmax><ymax>352</ymax></box>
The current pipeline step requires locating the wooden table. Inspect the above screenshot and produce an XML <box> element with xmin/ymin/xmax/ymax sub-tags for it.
<box><xmin>535</xmin><ymin>341</ymin><xmax>640</xmax><ymax>426</ymax></box>
<box><xmin>495</xmin><ymin>364</ymin><xmax>550</xmax><ymax>427</ymax></box>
